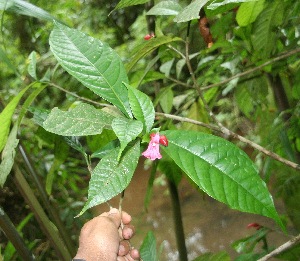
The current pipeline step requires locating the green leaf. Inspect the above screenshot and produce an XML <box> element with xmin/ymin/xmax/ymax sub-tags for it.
<box><xmin>126</xmin><ymin>36</ymin><xmax>182</xmax><ymax>72</ymax></box>
<box><xmin>174</xmin><ymin>0</ymin><xmax>209</xmax><ymax>23</ymax></box>
<box><xmin>236</xmin><ymin>0</ymin><xmax>265</xmax><ymax>26</ymax></box>
<box><xmin>91</xmin><ymin>139</ymin><xmax>120</xmax><ymax>159</ymax></box>
<box><xmin>49</xmin><ymin>22</ymin><xmax>132</xmax><ymax>118</ymax></box>
<box><xmin>0</xmin><ymin>124</ymin><xmax>19</xmax><ymax>187</ymax></box>
<box><xmin>79</xmin><ymin>140</ymin><xmax>140</xmax><ymax>215</ymax></box>
<box><xmin>64</xmin><ymin>136</ymin><xmax>86</xmax><ymax>156</ymax></box>
<box><xmin>160</xmin><ymin>130</ymin><xmax>284</xmax><ymax>230</ymax></box>
<box><xmin>112</xmin><ymin>117</ymin><xmax>143</xmax><ymax>159</ymax></box>
<box><xmin>252</xmin><ymin>0</ymin><xmax>284</xmax><ymax>58</ymax></box>
<box><xmin>0</xmin><ymin>85</ymin><xmax>31</xmax><ymax>152</ymax></box>
<box><xmin>27</xmin><ymin>51</ymin><xmax>37</xmax><ymax>80</ymax></box>
<box><xmin>0</xmin><ymin>0</ymin><xmax>60</xmax><ymax>22</ymax></box>
<box><xmin>126</xmin><ymin>83</ymin><xmax>155</xmax><ymax>133</ymax></box>
<box><xmin>192</xmin><ymin>251</ymin><xmax>231</xmax><ymax>261</ymax></box>
<box><xmin>207</xmin><ymin>0</ymin><xmax>257</xmax><ymax>10</ymax></box>
<box><xmin>43</xmin><ymin>103</ymin><xmax>115</xmax><ymax>136</ymax></box>
<box><xmin>114</xmin><ymin>0</ymin><xmax>149</xmax><ymax>10</ymax></box>
<box><xmin>146</xmin><ymin>1</ymin><xmax>182</xmax><ymax>16</ymax></box>
<box><xmin>159</xmin><ymin>87</ymin><xmax>173</xmax><ymax>114</ymax></box>
<box><xmin>140</xmin><ymin>231</ymin><xmax>157</xmax><ymax>261</ymax></box>
<box><xmin>231</xmin><ymin>227</ymin><xmax>269</xmax><ymax>253</ymax></box>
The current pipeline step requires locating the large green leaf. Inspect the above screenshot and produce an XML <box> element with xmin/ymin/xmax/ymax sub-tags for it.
<box><xmin>174</xmin><ymin>0</ymin><xmax>209</xmax><ymax>23</ymax></box>
<box><xmin>0</xmin><ymin>85</ymin><xmax>31</xmax><ymax>152</ymax></box>
<box><xmin>236</xmin><ymin>0</ymin><xmax>265</xmax><ymax>26</ymax></box>
<box><xmin>160</xmin><ymin>130</ymin><xmax>284</xmax><ymax>229</ymax></box>
<box><xmin>126</xmin><ymin>83</ymin><xmax>155</xmax><ymax>133</ymax></box>
<box><xmin>252</xmin><ymin>0</ymin><xmax>284</xmax><ymax>58</ymax></box>
<box><xmin>79</xmin><ymin>140</ymin><xmax>140</xmax><ymax>215</ymax></box>
<box><xmin>49</xmin><ymin>22</ymin><xmax>132</xmax><ymax>118</ymax></box>
<box><xmin>126</xmin><ymin>36</ymin><xmax>182</xmax><ymax>72</ymax></box>
<box><xmin>43</xmin><ymin>103</ymin><xmax>115</xmax><ymax>136</ymax></box>
<box><xmin>0</xmin><ymin>0</ymin><xmax>59</xmax><ymax>22</ymax></box>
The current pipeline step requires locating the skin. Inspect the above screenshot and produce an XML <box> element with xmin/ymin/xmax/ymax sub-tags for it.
<box><xmin>74</xmin><ymin>208</ymin><xmax>140</xmax><ymax>261</ymax></box>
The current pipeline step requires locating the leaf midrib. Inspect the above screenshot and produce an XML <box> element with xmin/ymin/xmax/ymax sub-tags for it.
<box><xmin>52</xmin><ymin>25</ymin><xmax>127</xmax><ymax>113</ymax></box>
<box><xmin>169</xmin><ymin>139</ymin><xmax>274</xmax><ymax>214</ymax></box>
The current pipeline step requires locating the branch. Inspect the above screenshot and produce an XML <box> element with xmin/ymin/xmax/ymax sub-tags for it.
<box><xmin>156</xmin><ymin>112</ymin><xmax>300</xmax><ymax>170</ymax></box>
<box><xmin>49</xmin><ymin>81</ymin><xmax>300</xmax><ymax>170</ymax></box>
<box><xmin>200</xmin><ymin>47</ymin><xmax>300</xmax><ymax>90</ymax></box>
<box><xmin>258</xmin><ymin>233</ymin><xmax>300</xmax><ymax>261</ymax></box>
<box><xmin>49</xmin><ymin>82</ymin><xmax>113</xmax><ymax>108</ymax></box>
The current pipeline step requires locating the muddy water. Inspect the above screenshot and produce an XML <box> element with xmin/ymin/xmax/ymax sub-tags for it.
<box><xmin>95</xmin><ymin>160</ymin><xmax>291</xmax><ymax>260</ymax></box>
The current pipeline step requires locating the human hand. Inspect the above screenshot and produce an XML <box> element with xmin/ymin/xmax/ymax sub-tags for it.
<box><xmin>73</xmin><ymin>208</ymin><xmax>140</xmax><ymax>261</ymax></box>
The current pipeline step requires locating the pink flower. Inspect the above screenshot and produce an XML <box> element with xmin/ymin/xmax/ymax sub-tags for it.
<box><xmin>142</xmin><ymin>133</ymin><xmax>166</xmax><ymax>161</ymax></box>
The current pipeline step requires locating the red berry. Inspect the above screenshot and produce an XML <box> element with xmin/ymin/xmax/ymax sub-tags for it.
<box><xmin>159</xmin><ymin>135</ymin><xmax>168</xmax><ymax>146</ymax></box>
<box><xmin>247</xmin><ymin>223</ymin><xmax>262</xmax><ymax>230</ymax></box>
<box><xmin>144</xmin><ymin>34</ymin><xmax>152</xmax><ymax>40</ymax></box>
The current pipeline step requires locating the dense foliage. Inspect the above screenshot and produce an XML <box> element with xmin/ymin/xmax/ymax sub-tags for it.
<box><xmin>0</xmin><ymin>0</ymin><xmax>300</xmax><ymax>260</ymax></box>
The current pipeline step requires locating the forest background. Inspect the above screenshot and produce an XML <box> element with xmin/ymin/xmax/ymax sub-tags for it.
<box><xmin>0</xmin><ymin>0</ymin><xmax>300</xmax><ymax>260</ymax></box>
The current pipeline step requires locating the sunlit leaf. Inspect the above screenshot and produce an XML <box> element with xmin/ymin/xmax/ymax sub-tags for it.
<box><xmin>236</xmin><ymin>0</ymin><xmax>265</xmax><ymax>26</ymax></box>
<box><xmin>49</xmin><ymin>22</ymin><xmax>132</xmax><ymax>117</ymax></box>
<box><xmin>43</xmin><ymin>103</ymin><xmax>115</xmax><ymax>136</ymax></box>
<box><xmin>161</xmin><ymin>130</ymin><xmax>284</xmax><ymax>230</ymax></box>
<box><xmin>79</xmin><ymin>140</ymin><xmax>140</xmax><ymax>215</ymax></box>
<box><xmin>126</xmin><ymin>83</ymin><xmax>155</xmax><ymax>133</ymax></box>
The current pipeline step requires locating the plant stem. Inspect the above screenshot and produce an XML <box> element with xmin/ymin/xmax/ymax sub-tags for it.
<box><xmin>18</xmin><ymin>144</ymin><xmax>76</xmax><ymax>256</ymax></box>
<box><xmin>258</xmin><ymin>233</ymin><xmax>300</xmax><ymax>261</ymax></box>
<box><xmin>168</xmin><ymin>179</ymin><xmax>188</xmax><ymax>261</ymax></box>
<box><xmin>0</xmin><ymin>206</ymin><xmax>34</xmax><ymax>261</ymax></box>
<box><xmin>13</xmin><ymin>166</ymin><xmax>72</xmax><ymax>261</ymax></box>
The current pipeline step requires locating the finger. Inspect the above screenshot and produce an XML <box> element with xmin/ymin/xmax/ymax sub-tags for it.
<box><xmin>121</xmin><ymin>211</ymin><xmax>132</xmax><ymax>224</ymax></box>
<box><xmin>130</xmin><ymin>248</ymin><xmax>140</xmax><ymax>260</ymax></box>
<box><xmin>122</xmin><ymin>224</ymin><xmax>135</xmax><ymax>239</ymax></box>
<box><xmin>118</xmin><ymin>240</ymin><xmax>131</xmax><ymax>256</ymax></box>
